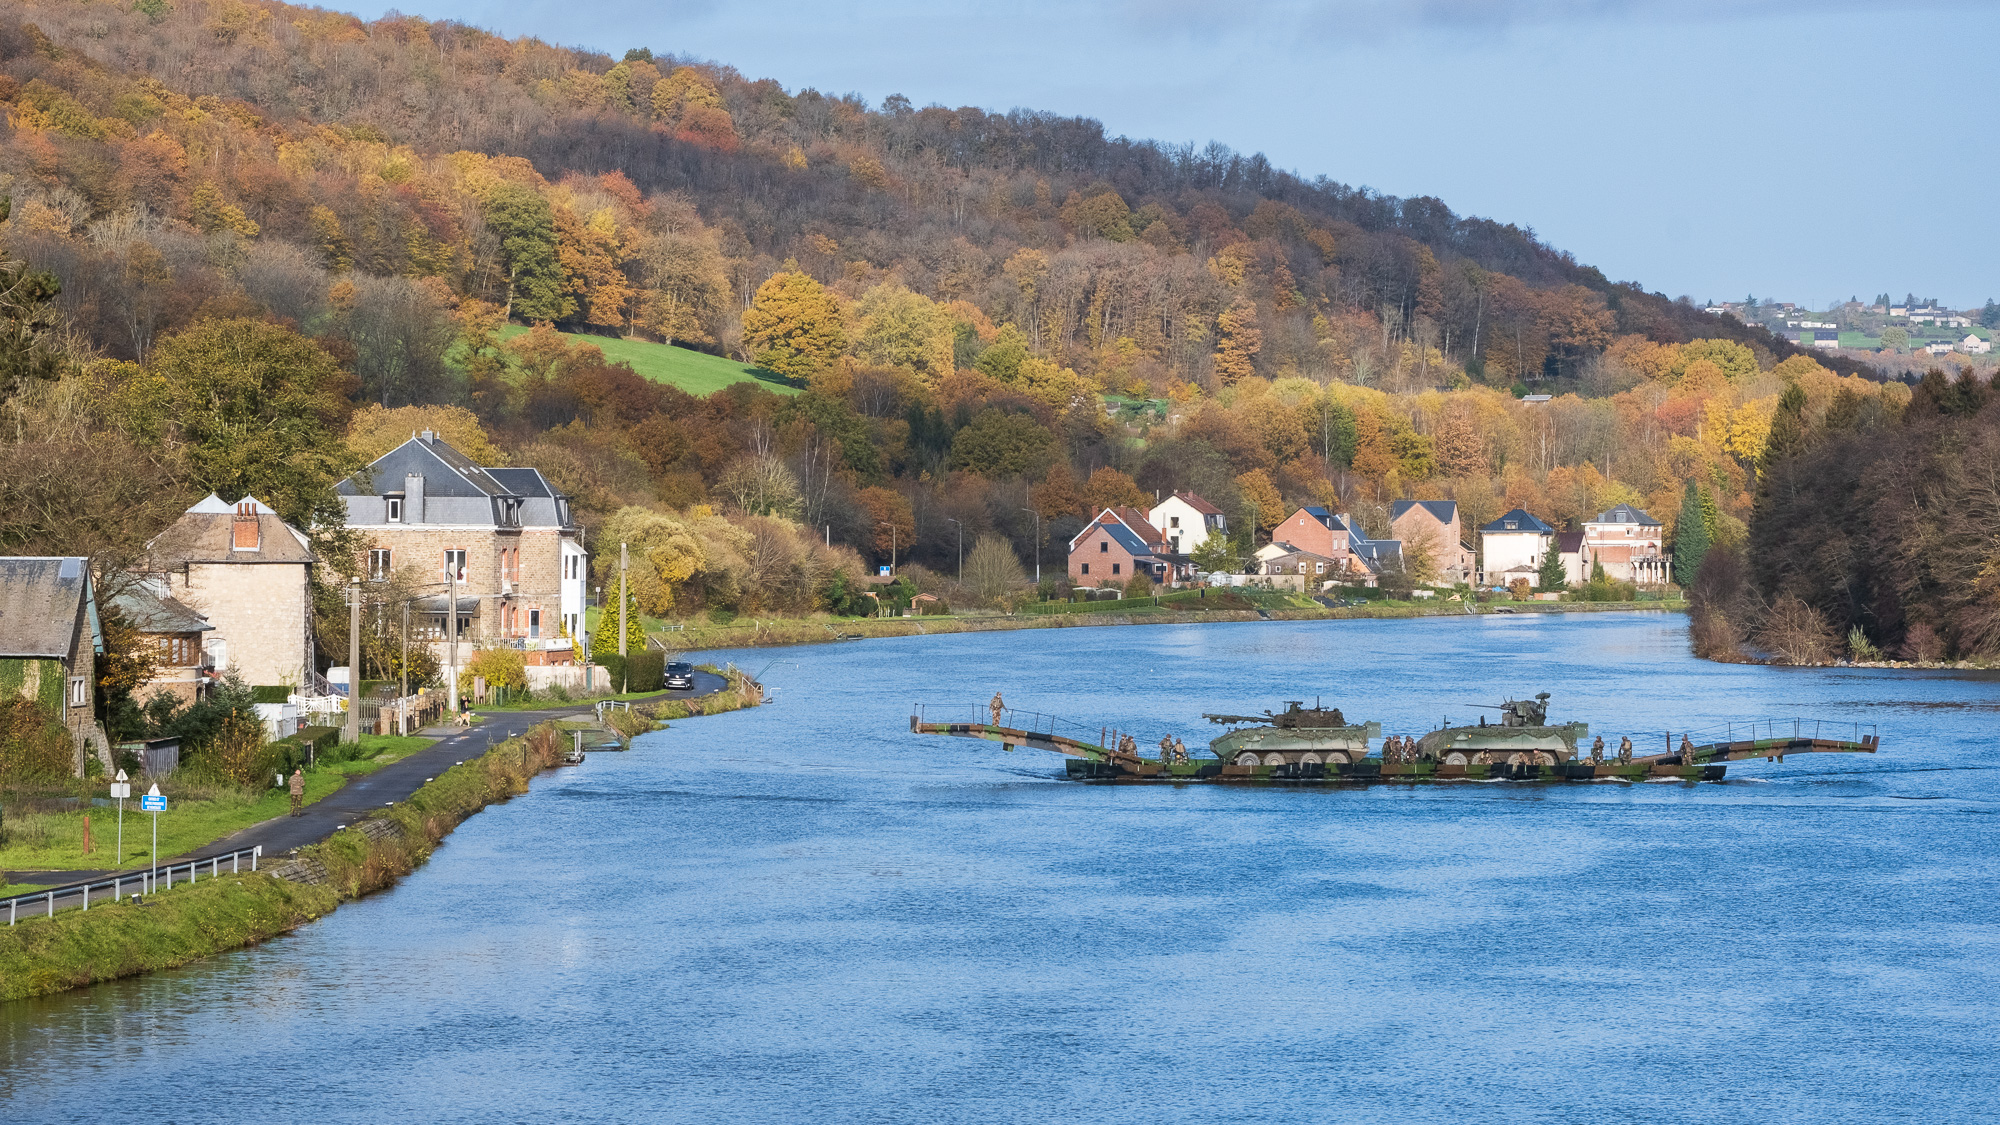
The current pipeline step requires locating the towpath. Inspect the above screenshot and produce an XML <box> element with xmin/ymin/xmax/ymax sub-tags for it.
<box><xmin>4</xmin><ymin>672</ymin><xmax>728</xmax><ymax>891</ymax></box>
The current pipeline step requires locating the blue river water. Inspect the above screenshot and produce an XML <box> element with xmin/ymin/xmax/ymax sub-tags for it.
<box><xmin>3</xmin><ymin>611</ymin><xmax>1998</xmax><ymax>1124</ymax></box>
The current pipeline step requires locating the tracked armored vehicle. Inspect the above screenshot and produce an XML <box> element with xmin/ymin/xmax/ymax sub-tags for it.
<box><xmin>1419</xmin><ymin>693</ymin><xmax>1588</xmax><ymax>767</ymax></box>
<box><xmin>1206</xmin><ymin>701</ymin><xmax>1382</xmax><ymax>768</ymax></box>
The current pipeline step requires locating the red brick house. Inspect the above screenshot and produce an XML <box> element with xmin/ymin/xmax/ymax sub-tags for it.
<box><xmin>1068</xmin><ymin>512</ymin><xmax>1164</xmax><ymax>587</ymax></box>
<box><xmin>1273</xmin><ymin>507</ymin><xmax>1354</xmax><ymax>572</ymax></box>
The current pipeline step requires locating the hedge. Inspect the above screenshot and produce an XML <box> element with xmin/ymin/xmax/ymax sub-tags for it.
<box><xmin>596</xmin><ymin>651</ymin><xmax>665</xmax><ymax>693</ymax></box>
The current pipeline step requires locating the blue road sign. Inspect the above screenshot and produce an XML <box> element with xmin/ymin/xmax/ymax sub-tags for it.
<box><xmin>140</xmin><ymin>794</ymin><xmax>166</xmax><ymax>812</ymax></box>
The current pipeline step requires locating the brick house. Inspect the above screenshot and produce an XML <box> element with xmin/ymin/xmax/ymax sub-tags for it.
<box><xmin>1389</xmin><ymin>500</ymin><xmax>1475</xmax><ymax>585</ymax></box>
<box><xmin>1068</xmin><ymin>515</ymin><xmax>1162</xmax><ymax>587</ymax></box>
<box><xmin>336</xmin><ymin>431</ymin><xmax>586</xmax><ymax>656</ymax></box>
<box><xmin>145</xmin><ymin>495</ymin><xmax>317</xmax><ymax>692</ymax></box>
<box><xmin>1272</xmin><ymin>507</ymin><xmax>1355</xmax><ymax>573</ymax></box>
<box><xmin>0</xmin><ymin>556</ymin><xmax>107</xmax><ymax>775</ymax></box>
<box><xmin>1581</xmin><ymin>503</ymin><xmax>1669</xmax><ymax>585</ymax></box>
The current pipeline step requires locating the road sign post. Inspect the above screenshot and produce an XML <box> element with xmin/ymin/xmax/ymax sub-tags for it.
<box><xmin>110</xmin><ymin>770</ymin><xmax>131</xmax><ymax>868</ymax></box>
<box><xmin>141</xmin><ymin>784</ymin><xmax>166</xmax><ymax>890</ymax></box>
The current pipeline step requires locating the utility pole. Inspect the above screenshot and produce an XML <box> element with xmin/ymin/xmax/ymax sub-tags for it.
<box><xmin>345</xmin><ymin>576</ymin><xmax>361</xmax><ymax>746</ymax></box>
<box><xmin>1019</xmin><ymin>507</ymin><xmax>1041</xmax><ymax>585</ymax></box>
<box><xmin>618</xmin><ymin>542</ymin><xmax>629</xmax><ymax>694</ymax></box>
<box><xmin>448</xmin><ymin>561</ymin><xmax>460</xmax><ymax>715</ymax></box>
<box><xmin>946</xmin><ymin>518</ymin><xmax>962</xmax><ymax>583</ymax></box>
<box><xmin>879</xmin><ymin>522</ymin><xmax>897</xmax><ymax>575</ymax></box>
<box><xmin>399</xmin><ymin>599</ymin><xmax>410</xmax><ymax>736</ymax></box>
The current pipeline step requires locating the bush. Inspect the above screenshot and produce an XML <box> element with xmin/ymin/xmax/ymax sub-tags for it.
<box><xmin>0</xmin><ymin>698</ymin><xmax>73</xmax><ymax>782</ymax></box>
<box><xmin>208</xmin><ymin>712</ymin><xmax>274</xmax><ymax>786</ymax></box>
<box><xmin>599</xmin><ymin>651</ymin><xmax>666</xmax><ymax>693</ymax></box>
<box><xmin>1124</xmin><ymin>570</ymin><xmax>1153</xmax><ymax>598</ymax></box>
<box><xmin>1847</xmin><ymin>626</ymin><xmax>1881</xmax><ymax>661</ymax></box>
<box><xmin>250</xmin><ymin>685</ymin><xmax>292</xmax><ymax>704</ymax></box>
<box><xmin>461</xmin><ymin>647</ymin><xmax>527</xmax><ymax>696</ymax></box>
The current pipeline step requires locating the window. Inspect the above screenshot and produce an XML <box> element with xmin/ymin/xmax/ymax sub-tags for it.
<box><xmin>368</xmin><ymin>549</ymin><xmax>392</xmax><ymax>581</ymax></box>
<box><xmin>530</xmin><ymin>609</ymin><xmax>541</xmax><ymax>638</ymax></box>
<box><xmin>1112</xmin><ymin>563</ymin><xmax>1121</xmax><ymax>575</ymax></box>
<box><xmin>157</xmin><ymin>635</ymin><xmax>195</xmax><ymax>666</ymax></box>
<box><xmin>443</xmin><ymin>549</ymin><xmax>466</xmax><ymax>581</ymax></box>
<box><xmin>1099</xmin><ymin>541</ymin><xmax>1108</xmax><ymax>553</ymax></box>
<box><xmin>1169</xmin><ymin>516</ymin><xmax>1180</xmax><ymax>528</ymax></box>
<box><xmin>387</xmin><ymin>497</ymin><xmax>403</xmax><ymax>522</ymax></box>
<box><xmin>69</xmin><ymin>677</ymin><xmax>86</xmax><ymax>707</ymax></box>
<box><xmin>1081</xmin><ymin>563</ymin><xmax>1091</xmax><ymax>575</ymax></box>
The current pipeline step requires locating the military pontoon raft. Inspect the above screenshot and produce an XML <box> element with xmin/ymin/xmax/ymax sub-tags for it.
<box><xmin>908</xmin><ymin>696</ymin><xmax>1881</xmax><ymax>783</ymax></box>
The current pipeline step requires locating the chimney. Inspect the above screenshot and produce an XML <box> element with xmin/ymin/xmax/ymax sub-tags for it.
<box><xmin>419</xmin><ymin>429</ymin><xmax>436</xmax><ymax>444</ymax></box>
<box><xmin>232</xmin><ymin>500</ymin><xmax>261</xmax><ymax>551</ymax></box>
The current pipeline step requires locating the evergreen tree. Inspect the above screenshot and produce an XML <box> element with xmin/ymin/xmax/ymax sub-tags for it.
<box><xmin>590</xmin><ymin>580</ymin><xmax>647</xmax><ymax>661</ymax></box>
<box><xmin>485</xmin><ymin>182</ymin><xmax>571</xmax><ymax>322</ymax></box>
<box><xmin>1536</xmin><ymin>539</ymin><xmax>1568</xmax><ymax>591</ymax></box>
<box><xmin>1673</xmin><ymin>478</ymin><xmax>1711</xmax><ymax>586</ymax></box>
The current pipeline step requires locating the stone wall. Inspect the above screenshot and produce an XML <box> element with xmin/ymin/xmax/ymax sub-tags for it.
<box><xmin>174</xmin><ymin>562</ymin><xmax>310</xmax><ymax>688</ymax></box>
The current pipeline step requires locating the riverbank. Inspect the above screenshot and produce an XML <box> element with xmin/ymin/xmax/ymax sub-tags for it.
<box><xmin>660</xmin><ymin>599</ymin><xmax>1687</xmax><ymax>652</ymax></box>
<box><xmin>0</xmin><ymin>679</ymin><xmax>764</xmax><ymax>1002</ymax></box>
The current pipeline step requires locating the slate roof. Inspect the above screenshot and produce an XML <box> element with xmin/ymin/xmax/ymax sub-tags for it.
<box><xmin>338</xmin><ymin>435</ymin><xmax>508</xmax><ymax>499</ymax></box>
<box><xmin>0</xmin><ymin>557</ymin><xmax>99</xmax><ymax>659</ymax></box>
<box><xmin>146</xmin><ymin>495</ymin><xmax>315</xmax><ymax>566</ymax></box>
<box><xmin>1390</xmin><ymin>500</ymin><xmax>1457</xmax><ymax>526</ymax></box>
<box><xmin>338</xmin><ymin>434</ymin><xmax>573</xmax><ymax>529</ymax></box>
<box><xmin>1556</xmin><ymin>530</ymin><xmax>1586</xmax><ymax>554</ymax></box>
<box><xmin>1091</xmin><ymin>522</ymin><xmax>1156</xmax><ymax>558</ymax></box>
<box><xmin>1589</xmin><ymin>502</ymin><xmax>1661</xmax><ymax>527</ymax></box>
<box><xmin>1350</xmin><ymin>538</ymin><xmax>1404</xmax><ymax>574</ymax></box>
<box><xmin>1479</xmin><ymin>508</ymin><xmax>1556</xmax><ymax>535</ymax></box>
<box><xmin>1289</xmin><ymin>506</ymin><xmax>1350</xmax><ymax>532</ymax></box>
<box><xmin>108</xmin><ymin>581</ymin><xmax>213</xmax><ymax>635</ymax></box>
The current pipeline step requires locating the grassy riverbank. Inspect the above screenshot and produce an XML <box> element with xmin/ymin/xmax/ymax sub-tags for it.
<box><xmin>657</xmin><ymin>598</ymin><xmax>1687</xmax><ymax>653</ymax></box>
<box><xmin>0</xmin><ymin>735</ymin><xmax>434</xmax><ymax>883</ymax></box>
<box><xmin>0</xmin><ymin>724</ymin><xmax>570</xmax><ymax>1001</ymax></box>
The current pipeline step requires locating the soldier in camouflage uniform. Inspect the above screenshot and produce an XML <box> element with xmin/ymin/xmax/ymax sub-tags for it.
<box><xmin>1158</xmin><ymin>734</ymin><xmax>1175</xmax><ymax>761</ymax></box>
<box><xmin>1172</xmin><ymin>737</ymin><xmax>1188</xmax><ymax>764</ymax></box>
<box><xmin>1590</xmin><ymin>735</ymin><xmax>1605</xmax><ymax>765</ymax></box>
<box><xmin>1680</xmin><ymin>733</ymin><xmax>1697</xmax><ymax>765</ymax></box>
<box><xmin>990</xmin><ymin>692</ymin><xmax>1005</xmax><ymax>726</ymax></box>
<box><xmin>1618</xmin><ymin>736</ymin><xmax>1633</xmax><ymax>764</ymax></box>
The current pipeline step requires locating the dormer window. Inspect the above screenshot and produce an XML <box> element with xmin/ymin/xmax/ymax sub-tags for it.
<box><xmin>387</xmin><ymin>496</ymin><xmax>404</xmax><ymax>522</ymax></box>
<box><xmin>1504</xmin><ymin>521</ymin><xmax>1518</xmax><ymax>530</ymax></box>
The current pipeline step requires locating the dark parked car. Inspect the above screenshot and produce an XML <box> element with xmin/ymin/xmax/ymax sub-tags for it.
<box><xmin>664</xmin><ymin>661</ymin><xmax>696</xmax><ymax>690</ymax></box>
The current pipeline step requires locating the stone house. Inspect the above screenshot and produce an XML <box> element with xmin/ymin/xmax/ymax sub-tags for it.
<box><xmin>108</xmin><ymin>579</ymin><xmax>215</xmax><ymax>706</ymax></box>
<box><xmin>0</xmin><ymin>556</ymin><xmax>107</xmax><ymax>775</ymax></box>
<box><xmin>145</xmin><ymin>496</ymin><xmax>317</xmax><ymax>692</ymax></box>
<box><xmin>1581</xmin><ymin>503</ymin><xmax>1669</xmax><ymax>585</ymax></box>
<box><xmin>336</xmin><ymin>432</ymin><xmax>586</xmax><ymax>656</ymax></box>
<box><xmin>1389</xmin><ymin>500</ymin><xmax>1474</xmax><ymax>584</ymax></box>
<box><xmin>1477</xmin><ymin>508</ymin><xmax>1555</xmax><ymax>585</ymax></box>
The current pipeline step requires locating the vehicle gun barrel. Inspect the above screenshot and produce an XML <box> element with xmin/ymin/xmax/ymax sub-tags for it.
<box><xmin>1202</xmin><ymin>712</ymin><xmax>1272</xmax><ymax>725</ymax></box>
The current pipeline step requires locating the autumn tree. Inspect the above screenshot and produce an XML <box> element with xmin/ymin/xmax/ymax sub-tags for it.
<box><xmin>1234</xmin><ymin>469</ymin><xmax>1285</xmax><ymax>535</ymax></box>
<box><xmin>964</xmin><ymin>533</ymin><xmax>1028</xmax><ymax>605</ymax></box>
<box><xmin>742</xmin><ymin>271</ymin><xmax>846</xmax><ymax>383</ymax></box>
<box><xmin>947</xmin><ymin>409</ymin><xmax>1058</xmax><ymax>478</ymax></box>
<box><xmin>1083</xmin><ymin>467</ymin><xmax>1148</xmax><ymax>513</ymax></box>
<box><xmin>347</xmin><ymin>403</ymin><xmax>503</xmax><ymax>465</ymax></box>
<box><xmin>1213</xmin><ymin>299</ymin><xmax>1262</xmax><ymax>385</ymax></box>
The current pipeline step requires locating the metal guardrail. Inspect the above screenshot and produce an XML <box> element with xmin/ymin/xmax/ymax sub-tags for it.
<box><xmin>912</xmin><ymin>703</ymin><xmax>1111</xmax><ymax>743</ymax></box>
<box><xmin>4</xmin><ymin>845</ymin><xmax>263</xmax><ymax>926</ymax></box>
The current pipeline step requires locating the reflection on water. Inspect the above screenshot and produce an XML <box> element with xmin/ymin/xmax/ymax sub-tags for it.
<box><xmin>5</xmin><ymin>614</ymin><xmax>1998</xmax><ymax>1124</ymax></box>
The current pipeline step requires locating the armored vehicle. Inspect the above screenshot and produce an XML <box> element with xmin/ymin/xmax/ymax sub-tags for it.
<box><xmin>1205</xmin><ymin>700</ymin><xmax>1382</xmax><ymax>768</ymax></box>
<box><xmin>1418</xmin><ymin>692</ymin><xmax>1588</xmax><ymax>767</ymax></box>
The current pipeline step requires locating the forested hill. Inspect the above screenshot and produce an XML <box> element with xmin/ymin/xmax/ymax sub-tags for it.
<box><xmin>0</xmin><ymin>0</ymin><xmax>1862</xmax><ymax>385</ymax></box>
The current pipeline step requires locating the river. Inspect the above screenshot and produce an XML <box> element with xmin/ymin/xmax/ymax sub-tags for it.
<box><xmin>4</xmin><ymin>612</ymin><xmax>1997</xmax><ymax>1124</ymax></box>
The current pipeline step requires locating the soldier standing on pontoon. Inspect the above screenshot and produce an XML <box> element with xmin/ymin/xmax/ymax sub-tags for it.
<box><xmin>1172</xmin><ymin>737</ymin><xmax>1188</xmax><ymax>764</ymax></box>
<box><xmin>1590</xmin><ymin>735</ymin><xmax>1605</xmax><ymax>765</ymax></box>
<box><xmin>1618</xmin><ymin>736</ymin><xmax>1633</xmax><ymax>764</ymax></box>
<box><xmin>1158</xmin><ymin>734</ymin><xmax>1174</xmax><ymax>761</ymax></box>
<box><xmin>990</xmin><ymin>692</ymin><xmax>1005</xmax><ymax>726</ymax></box>
<box><xmin>1680</xmin><ymin>733</ymin><xmax>1697</xmax><ymax>765</ymax></box>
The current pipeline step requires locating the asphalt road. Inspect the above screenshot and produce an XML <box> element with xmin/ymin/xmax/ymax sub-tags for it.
<box><xmin>3</xmin><ymin>672</ymin><xmax>728</xmax><ymax>897</ymax></box>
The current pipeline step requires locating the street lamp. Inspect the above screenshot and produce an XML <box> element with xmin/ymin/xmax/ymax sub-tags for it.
<box><xmin>1019</xmin><ymin>507</ymin><xmax>1041</xmax><ymax>585</ymax></box>
<box><xmin>945</xmin><ymin>517</ymin><xmax>963</xmax><ymax>583</ymax></box>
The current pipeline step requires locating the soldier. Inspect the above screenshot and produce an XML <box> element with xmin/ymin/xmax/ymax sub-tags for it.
<box><xmin>989</xmin><ymin>692</ymin><xmax>1005</xmax><ymax>726</ymax></box>
<box><xmin>1158</xmin><ymin>734</ymin><xmax>1174</xmax><ymax>761</ymax></box>
<box><xmin>1172</xmin><ymin>737</ymin><xmax>1188</xmax><ymax>764</ymax></box>
<box><xmin>1680</xmin><ymin>733</ymin><xmax>1697</xmax><ymax>765</ymax></box>
<box><xmin>1618</xmin><ymin>735</ymin><xmax>1633</xmax><ymax>764</ymax></box>
<box><xmin>288</xmin><ymin>766</ymin><xmax>305</xmax><ymax>817</ymax></box>
<box><xmin>1590</xmin><ymin>735</ymin><xmax>1605</xmax><ymax>765</ymax></box>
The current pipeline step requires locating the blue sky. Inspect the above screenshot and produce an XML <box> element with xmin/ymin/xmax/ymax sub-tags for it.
<box><xmin>367</xmin><ymin>1</ymin><xmax>1997</xmax><ymax>309</ymax></box>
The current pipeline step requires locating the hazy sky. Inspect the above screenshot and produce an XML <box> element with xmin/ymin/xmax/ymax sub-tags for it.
<box><xmin>364</xmin><ymin>1</ymin><xmax>1997</xmax><ymax>309</ymax></box>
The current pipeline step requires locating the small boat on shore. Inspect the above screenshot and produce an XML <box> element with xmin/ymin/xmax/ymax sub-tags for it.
<box><xmin>908</xmin><ymin>695</ymin><xmax>1879</xmax><ymax>783</ymax></box>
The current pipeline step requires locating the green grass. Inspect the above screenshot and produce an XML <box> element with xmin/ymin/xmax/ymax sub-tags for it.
<box><xmin>495</xmin><ymin>325</ymin><xmax>799</xmax><ymax>396</ymax></box>
<box><xmin>0</xmin><ymin>734</ymin><xmax>433</xmax><ymax>874</ymax></box>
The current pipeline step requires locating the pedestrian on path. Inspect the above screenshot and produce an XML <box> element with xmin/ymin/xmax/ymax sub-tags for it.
<box><xmin>289</xmin><ymin>767</ymin><xmax>304</xmax><ymax>817</ymax></box>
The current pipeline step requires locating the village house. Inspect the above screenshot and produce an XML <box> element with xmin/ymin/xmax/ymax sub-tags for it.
<box><xmin>1147</xmin><ymin>491</ymin><xmax>1227</xmax><ymax>555</ymax></box>
<box><xmin>1271</xmin><ymin>507</ymin><xmax>1354</xmax><ymax>573</ymax></box>
<box><xmin>108</xmin><ymin>579</ymin><xmax>215</xmax><ymax>706</ymax></box>
<box><xmin>1068</xmin><ymin>510</ymin><xmax>1164</xmax><ymax>587</ymax></box>
<box><xmin>1581</xmin><ymin>503</ymin><xmax>1669</xmax><ymax>585</ymax></box>
<box><xmin>1389</xmin><ymin>500</ymin><xmax>1474</xmax><ymax>584</ymax></box>
<box><xmin>145</xmin><ymin>495</ymin><xmax>317</xmax><ymax>693</ymax></box>
<box><xmin>336</xmin><ymin>431</ymin><xmax>587</xmax><ymax>656</ymax></box>
<box><xmin>0</xmin><ymin>556</ymin><xmax>107</xmax><ymax>775</ymax></box>
<box><xmin>1555</xmin><ymin>531</ymin><xmax>1594</xmax><ymax>585</ymax></box>
<box><xmin>1478</xmin><ymin>508</ymin><xmax>1556</xmax><ymax>586</ymax></box>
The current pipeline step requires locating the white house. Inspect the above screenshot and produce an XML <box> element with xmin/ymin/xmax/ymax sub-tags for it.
<box><xmin>1925</xmin><ymin>341</ymin><xmax>1956</xmax><ymax>356</ymax></box>
<box><xmin>1148</xmin><ymin>491</ymin><xmax>1227</xmax><ymax>555</ymax></box>
<box><xmin>1958</xmin><ymin>334</ymin><xmax>1992</xmax><ymax>355</ymax></box>
<box><xmin>1477</xmin><ymin>508</ymin><xmax>1555</xmax><ymax>586</ymax></box>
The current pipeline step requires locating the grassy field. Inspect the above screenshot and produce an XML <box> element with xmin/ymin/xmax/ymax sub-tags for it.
<box><xmin>0</xmin><ymin>734</ymin><xmax>433</xmax><ymax>881</ymax></box>
<box><xmin>495</xmin><ymin>325</ymin><xmax>799</xmax><ymax>396</ymax></box>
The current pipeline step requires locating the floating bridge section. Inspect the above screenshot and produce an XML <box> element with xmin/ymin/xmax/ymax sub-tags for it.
<box><xmin>910</xmin><ymin>708</ymin><xmax>1879</xmax><ymax>784</ymax></box>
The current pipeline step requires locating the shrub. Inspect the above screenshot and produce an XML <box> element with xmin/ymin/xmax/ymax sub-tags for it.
<box><xmin>0</xmin><ymin>698</ymin><xmax>73</xmax><ymax>782</ymax></box>
<box><xmin>209</xmin><ymin>712</ymin><xmax>275</xmax><ymax>787</ymax></box>
<box><xmin>461</xmin><ymin>647</ymin><xmax>527</xmax><ymax>696</ymax></box>
<box><xmin>1899</xmin><ymin>621</ymin><xmax>1945</xmax><ymax>662</ymax></box>
<box><xmin>1847</xmin><ymin>626</ymin><xmax>1881</xmax><ymax>661</ymax></box>
<box><xmin>1124</xmin><ymin>570</ymin><xmax>1153</xmax><ymax>598</ymax></box>
<box><xmin>1756</xmin><ymin>594</ymin><xmax>1837</xmax><ymax>665</ymax></box>
<box><xmin>250</xmin><ymin>686</ymin><xmax>291</xmax><ymax>704</ymax></box>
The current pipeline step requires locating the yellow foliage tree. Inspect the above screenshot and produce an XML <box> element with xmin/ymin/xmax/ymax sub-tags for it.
<box><xmin>1213</xmin><ymin>299</ymin><xmax>1262</xmax><ymax>385</ymax></box>
<box><xmin>1235</xmin><ymin>469</ymin><xmax>1285</xmax><ymax>532</ymax></box>
<box><xmin>347</xmin><ymin>404</ymin><xmax>505</xmax><ymax>465</ymax></box>
<box><xmin>742</xmin><ymin>272</ymin><xmax>847</xmax><ymax>383</ymax></box>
